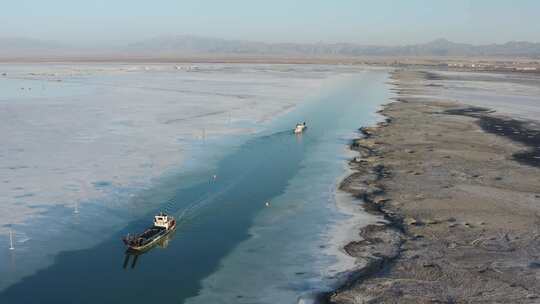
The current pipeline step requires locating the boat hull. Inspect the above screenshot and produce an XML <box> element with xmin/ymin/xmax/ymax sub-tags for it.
<box><xmin>125</xmin><ymin>220</ymin><xmax>177</xmax><ymax>251</ymax></box>
<box><xmin>294</xmin><ymin>127</ymin><xmax>306</xmax><ymax>134</ymax></box>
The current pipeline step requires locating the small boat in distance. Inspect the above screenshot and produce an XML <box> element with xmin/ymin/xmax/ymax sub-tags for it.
<box><xmin>123</xmin><ymin>213</ymin><xmax>176</xmax><ymax>251</ymax></box>
<box><xmin>294</xmin><ymin>122</ymin><xmax>307</xmax><ymax>134</ymax></box>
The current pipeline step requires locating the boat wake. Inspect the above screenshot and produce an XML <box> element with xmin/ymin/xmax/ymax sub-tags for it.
<box><xmin>166</xmin><ymin>129</ymin><xmax>297</xmax><ymax>226</ymax></box>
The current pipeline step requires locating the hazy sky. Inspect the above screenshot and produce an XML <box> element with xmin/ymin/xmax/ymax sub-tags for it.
<box><xmin>2</xmin><ymin>0</ymin><xmax>539</xmax><ymax>45</ymax></box>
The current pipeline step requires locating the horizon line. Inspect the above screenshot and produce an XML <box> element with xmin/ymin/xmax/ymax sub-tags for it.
<box><xmin>1</xmin><ymin>35</ymin><xmax>539</xmax><ymax>48</ymax></box>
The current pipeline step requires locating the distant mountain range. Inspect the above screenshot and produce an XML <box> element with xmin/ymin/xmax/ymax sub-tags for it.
<box><xmin>127</xmin><ymin>36</ymin><xmax>540</xmax><ymax>58</ymax></box>
<box><xmin>2</xmin><ymin>36</ymin><xmax>540</xmax><ymax>58</ymax></box>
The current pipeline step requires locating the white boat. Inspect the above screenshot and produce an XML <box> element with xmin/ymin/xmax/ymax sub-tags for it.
<box><xmin>294</xmin><ymin>122</ymin><xmax>307</xmax><ymax>134</ymax></box>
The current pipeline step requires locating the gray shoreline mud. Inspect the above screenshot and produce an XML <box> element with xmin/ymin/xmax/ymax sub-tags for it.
<box><xmin>324</xmin><ymin>70</ymin><xmax>540</xmax><ymax>303</ymax></box>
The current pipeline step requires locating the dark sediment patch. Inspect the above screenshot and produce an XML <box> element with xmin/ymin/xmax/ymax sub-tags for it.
<box><xmin>478</xmin><ymin>116</ymin><xmax>540</xmax><ymax>167</ymax></box>
<box><xmin>443</xmin><ymin>106</ymin><xmax>493</xmax><ymax>116</ymax></box>
<box><xmin>444</xmin><ymin>106</ymin><xmax>540</xmax><ymax>167</ymax></box>
<box><xmin>419</xmin><ymin>71</ymin><xmax>444</xmax><ymax>80</ymax></box>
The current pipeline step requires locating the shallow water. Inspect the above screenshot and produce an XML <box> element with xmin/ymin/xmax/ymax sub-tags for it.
<box><xmin>0</xmin><ymin>67</ymin><xmax>389</xmax><ymax>303</ymax></box>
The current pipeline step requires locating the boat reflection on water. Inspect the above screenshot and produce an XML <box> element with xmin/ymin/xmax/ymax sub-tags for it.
<box><xmin>122</xmin><ymin>230</ymin><xmax>177</xmax><ymax>270</ymax></box>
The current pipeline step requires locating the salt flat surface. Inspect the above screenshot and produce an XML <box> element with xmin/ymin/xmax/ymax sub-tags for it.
<box><xmin>0</xmin><ymin>63</ymin><xmax>363</xmax><ymax>233</ymax></box>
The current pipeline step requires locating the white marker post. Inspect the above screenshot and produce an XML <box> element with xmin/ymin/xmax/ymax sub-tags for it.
<box><xmin>9</xmin><ymin>228</ymin><xmax>14</xmax><ymax>250</ymax></box>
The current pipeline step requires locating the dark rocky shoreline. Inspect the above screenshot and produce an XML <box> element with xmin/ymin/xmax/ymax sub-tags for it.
<box><xmin>320</xmin><ymin>106</ymin><xmax>405</xmax><ymax>304</ymax></box>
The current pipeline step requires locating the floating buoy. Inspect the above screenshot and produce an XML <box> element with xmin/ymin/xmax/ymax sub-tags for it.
<box><xmin>265</xmin><ymin>202</ymin><xmax>270</xmax><ymax>207</ymax></box>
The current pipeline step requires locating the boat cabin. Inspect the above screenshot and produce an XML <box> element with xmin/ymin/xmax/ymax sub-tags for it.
<box><xmin>294</xmin><ymin>122</ymin><xmax>307</xmax><ymax>134</ymax></box>
<box><xmin>154</xmin><ymin>213</ymin><xmax>174</xmax><ymax>229</ymax></box>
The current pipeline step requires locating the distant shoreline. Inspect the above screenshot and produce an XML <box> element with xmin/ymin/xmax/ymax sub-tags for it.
<box><xmin>1</xmin><ymin>58</ymin><xmax>538</xmax><ymax>76</ymax></box>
